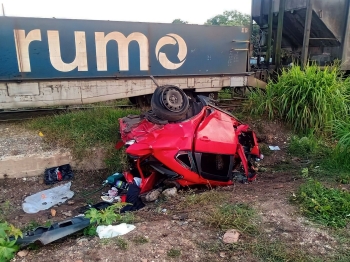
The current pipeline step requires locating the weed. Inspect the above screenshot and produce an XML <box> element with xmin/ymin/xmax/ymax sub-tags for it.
<box><xmin>259</xmin><ymin>143</ymin><xmax>272</xmax><ymax>156</ymax></box>
<box><xmin>288</xmin><ymin>135</ymin><xmax>318</xmax><ymax>158</ymax></box>
<box><xmin>247</xmin><ymin>64</ymin><xmax>350</xmax><ymax>135</ymax></box>
<box><xmin>116</xmin><ymin>237</ymin><xmax>128</xmax><ymax>250</ymax></box>
<box><xmin>292</xmin><ymin>179</ymin><xmax>350</xmax><ymax>228</ymax></box>
<box><xmin>337</xmin><ymin>173</ymin><xmax>350</xmax><ymax>184</ymax></box>
<box><xmin>83</xmin><ymin>225</ymin><xmax>97</xmax><ymax>236</ymax></box>
<box><xmin>22</xmin><ymin>220</ymin><xmax>41</xmax><ymax>232</ymax></box>
<box><xmin>219</xmin><ymin>88</ymin><xmax>232</xmax><ymax>99</ymax></box>
<box><xmin>0</xmin><ymin>221</ymin><xmax>22</xmax><ymax>262</ymax></box>
<box><xmin>198</xmin><ymin>238</ymin><xmax>313</xmax><ymax>262</ymax></box>
<box><xmin>131</xmin><ymin>235</ymin><xmax>149</xmax><ymax>245</ymax></box>
<box><xmin>85</xmin><ymin>202</ymin><xmax>134</xmax><ymax>226</ymax></box>
<box><xmin>0</xmin><ymin>201</ymin><xmax>12</xmax><ymax>221</ymax></box>
<box><xmin>204</xmin><ymin>203</ymin><xmax>259</xmax><ymax>234</ymax></box>
<box><xmin>167</xmin><ymin>248</ymin><xmax>181</xmax><ymax>258</ymax></box>
<box><xmin>100</xmin><ymin>238</ymin><xmax>112</xmax><ymax>245</ymax></box>
<box><xmin>183</xmin><ymin>190</ymin><xmax>228</xmax><ymax>207</ymax></box>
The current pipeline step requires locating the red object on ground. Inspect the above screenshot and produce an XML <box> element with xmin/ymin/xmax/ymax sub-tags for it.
<box><xmin>118</xmin><ymin>106</ymin><xmax>262</xmax><ymax>194</ymax></box>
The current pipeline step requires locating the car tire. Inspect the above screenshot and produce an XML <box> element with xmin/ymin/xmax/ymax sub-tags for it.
<box><xmin>151</xmin><ymin>85</ymin><xmax>189</xmax><ymax>122</ymax></box>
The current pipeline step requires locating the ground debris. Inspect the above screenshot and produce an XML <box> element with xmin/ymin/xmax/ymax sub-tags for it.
<box><xmin>223</xmin><ymin>229</ymin><xmax>240</xmax><ymax>244</ymax></box>
<box><xmin>162</xmin><ymin>187</ymin><xmax>177</xmax><ymax>198</ymax></box>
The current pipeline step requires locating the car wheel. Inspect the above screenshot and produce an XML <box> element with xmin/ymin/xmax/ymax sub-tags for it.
<box><xmin>151</xmin><ymin>85</ymin><xmax>189</xmax><ymax>122</ymax></box>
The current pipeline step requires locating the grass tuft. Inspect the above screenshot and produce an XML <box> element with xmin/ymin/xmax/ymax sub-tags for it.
<box><xmin>292</xmin><ymin>179</ymin><xmax>350</xmax><ymax>228</ymax></box>
<box><xmin>204</xmin><ymin>203</ymin><xmax>259</xmax><ymax>234</ymax></box>
<box><xmin>167</xmin><ymin>248</ymin><xmax>181</xmax><ymax>258</ymax></box>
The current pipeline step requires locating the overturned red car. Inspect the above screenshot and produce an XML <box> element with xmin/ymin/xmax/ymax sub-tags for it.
<box><xmin>118</xmin><ymin>85</ymin><xmax>263</xmax><ymax>195</ymax></box>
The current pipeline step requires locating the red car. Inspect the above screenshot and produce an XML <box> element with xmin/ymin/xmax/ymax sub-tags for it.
<box><xmin>118</xmin><ymin>85</ymin><xmax>263</xmax><ymax>195</ymax></box>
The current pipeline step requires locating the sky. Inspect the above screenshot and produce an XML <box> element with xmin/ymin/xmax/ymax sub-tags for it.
<box><xmin>0</xmin><ymin>0</ymin><xmax>251</xmax><ymax>24</ymax></box>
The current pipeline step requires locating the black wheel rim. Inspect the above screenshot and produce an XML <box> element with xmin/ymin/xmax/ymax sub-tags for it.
<box><xmin>160</xmin><ymin>87</ymin><xmax>185</xmax><ymax>112</ymax></box>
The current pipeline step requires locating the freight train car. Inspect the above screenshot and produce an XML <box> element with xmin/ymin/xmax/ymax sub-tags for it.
<box><xmin>0</xmin><ymin>16</ymin><xmax>263</xmax><ymax>109</ymax></box>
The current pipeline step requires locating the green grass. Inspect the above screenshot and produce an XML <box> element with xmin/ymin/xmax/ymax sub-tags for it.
<box><xmin>204</xmin><ymin>203</ymin><xmax>259</xmax><ymax>234</ymax></box>
<box><xmin>198</xmin><ymin>233</ymin><xmax>315</xmax><ymax>262</ymax></box>
<box><xmin>0</xmin><ymin>201</ymin><xmax>13</xmax><ymax>222</ymax></box>
<box><xmin>247</xmin><ymin>64</ymin><xmax>350</xmax><ymax>135</ymax></box>
<box><xmin>131</xmin><ymin>235</ymin><xmax>149</xmax><ymax>245</ymax></box>
<box><xmin>26</xmin><ymin>107</ymin><xmax>140</xmax><ymax>170</ymax></box>
<box><xmin>182</xmin><ymin>190</ymin><xmax>259</xmax><ymax>235</ymax></box>
<box><xmin>167</xmin><ymin>248</ymin><xmax>181</xmax><ymax>258</ymax></box>
<box><xmin>292</xmin><ymin>179</ymin><xmax>350</xmax><ymax>228</ymax></box>
<box><xmin>115</xmin><ymin>237</ymin><xmax>128</xmax><ymax>250</ymax></box>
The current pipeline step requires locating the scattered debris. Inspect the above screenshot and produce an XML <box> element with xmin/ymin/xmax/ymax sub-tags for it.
<box><xmin>96</xmin><ymin>223</ymin><xmax>135</xmax><ymax>239</ymax></box>
<box><xmin>120</xmin><ymin>184</ymin><xmax>145</xmax><ymax>213</ymax></box>
<box><xmin>145</xmin><ymin>189</ymin><xmax>161</xmax><ymax>202</ymax></box>
<box><xmin>15</xmin><ymin>217</ymin><xmax>90</xmax><ymax>246</ymax></box>
<box><xmin>172</xmin><ymin>214</ymin><xmax>188</xmax><ymax>221</ymax></box>
<box><xmin>67</xmin><ymin>200</ymin><xmax>75</xmax><ymax>205</ymax></box>
<box><xmin>17</xmin><ymin>250</ymin><xmax>29</xmax><ymax>257</ymax></box>
<box><xmin>269</xmin><ymin>146</ymin><xmax>281</xmax><ymax>151</ymax></box>
<box><xmin>76</xmin><ymin>238</ymin><xmax>89</xmax><ymax>246</ymax></box>
<box><xmin>22</xmin><ymin>182</ymin><xmax>74</xmax><ymax>213</ymax></box>
<box><xmin>219</xmin><ymin>252</ymin><xmax>226</xmax><ymax>258</ymax></box>
<box><xmin>62</xmin><ymin>210</ymin><xmax>72</xmax><ymax>217</ymax></box>
<box><xmin>44</xmin><ymin>164</ymin><xmax>74</xmax><ymax>185</ymax></box>
<box><xmin>222</xmin><ymin>229</ymin><xmax>240</xmax><ymax>244</ymax></box>
<box><xmin>51</xmin><ymin>209</ymin><xmax>56</xmax><ymax>217</ymax></box>
<box><xmin>162</xmin><ymin>188</ymin><xmax>177</xmax><ymax>198</ymax></box>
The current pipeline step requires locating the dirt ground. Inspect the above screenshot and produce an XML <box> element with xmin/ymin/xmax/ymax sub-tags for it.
<box><xmin>0</xmin><ymin>119</ymin><xmax>344</xmax><ymax>262</ymax></box>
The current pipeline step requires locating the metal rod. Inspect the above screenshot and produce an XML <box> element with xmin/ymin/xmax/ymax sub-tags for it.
<box><xmin>1</xmin><ymin>3</ymin><xmax>5</xmax><ymax>16</ymax></box>
<box><xmin>301</xmin><ymin>0</ymin><xmax>313</xmax><ymax>68</ymax></box>
<box><xmin>275</xmin><ymin>0</ymin><xmax>286</xmax><ymax>71</ymax></box>
<box><xmin>232</xmin><ymin>40</ymin><xmax>250</xmax><ymax>43</ymax></box>
<box><xmin>309</xmin><ymin>38</ymin><xmax>337</xmax><ymax>40</ymax></box>
<box><xmin>266</xmin><ymin>0</ymin><xmax>274</xmax><ymax>67</ymax></box>
<box><xmin>150</xmin><ymin>75</ymin><xmax>160</xmax><ymax>87</ymax></box>
<box><xmin>231</xmin><ymin>48</ymin><xmax>249</xmax><ymax>51</ymax></box>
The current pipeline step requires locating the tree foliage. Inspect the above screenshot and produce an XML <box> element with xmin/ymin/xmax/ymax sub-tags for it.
<box><xmin>205</xmin><ymin>10</ymin><xmax>250</xmax><ymax>26</ymax></box>
<box><xmin>172</xmin><ymin>19</ymin><xmax>188</xmax><ymax>24</ymax></box>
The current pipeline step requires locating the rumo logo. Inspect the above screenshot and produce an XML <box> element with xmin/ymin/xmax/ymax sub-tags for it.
<box><xmin>13</xmin><ymin>29</ymin><xmax>187</xmax><ymax>73</ymax></box>
<box><xmin>155</xmin><ymin>34</ymin><xmax>187</xmax><ymax>70</ymax></box>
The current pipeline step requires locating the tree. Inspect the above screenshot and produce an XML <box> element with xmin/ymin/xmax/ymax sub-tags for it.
<box><xmin>205</xmin><ymin>10</ymin><xmax>261</xmax><ymax>57</ymax></box>
<box><xmin>205</xmin><ymin>10</ymin><xmax>250</xmax><ymax>26</ymax></box>
<box><xmin>172</xmin><ymin>19</ymin><xmax>188</xmax><ymax>24</ymax></box>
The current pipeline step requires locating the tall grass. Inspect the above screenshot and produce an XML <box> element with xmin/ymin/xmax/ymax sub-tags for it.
<box><xmin>248</xmin><ymin>64</ymin><xmax>350</xmax><ymax>135</ymax></box>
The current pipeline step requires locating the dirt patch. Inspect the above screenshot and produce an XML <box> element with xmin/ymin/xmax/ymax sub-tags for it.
<box><xmin>0</xmin><ymin>170</ymin><xmax>106</xmax><ymax>229</ymax></box>
<box><xmin>1</xmin><ymin>119</ymin><xmax>342</xmax><ymax>262</ymax></box>
<box><xmin>0</xmin><ymin>122</ymin><xmax>56</xmax><ymax>158</ymax></box>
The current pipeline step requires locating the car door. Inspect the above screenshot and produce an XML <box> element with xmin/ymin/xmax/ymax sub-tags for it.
<box><xmin>193</xmin><ymin>108</ymin><xmax>236</xmax><ymax>181</ymax></box>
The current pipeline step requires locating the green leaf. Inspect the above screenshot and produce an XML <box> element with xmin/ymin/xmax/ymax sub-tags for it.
<box><xmin>0</xmin><ymin>223</ymin><xmax>9</xmax><ymax>239</ymax></box>
<box><xmin>0</xmin><ymin>238</ymin><xmax>19</xmax><ymax>261</ymax></box>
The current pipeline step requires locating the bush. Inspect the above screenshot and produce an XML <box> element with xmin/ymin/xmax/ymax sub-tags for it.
<box><xmin>292</xmin><ymin>179</ymin><xmax>350</xmax><ymax>228</ymax></box>
<box><xmin>0</xmin><ymin>222</ymin><xmax>22</xmax><ymax>262</ymax></box>
<box><xmin>247</xmin><ymin>64</ymin><xmax>350</xmax><ymax>135</ymax></box>
<box><xmin>288</xmin><ymin>135</ymin><xmax>318</xmax><ymax>158</ymax></box>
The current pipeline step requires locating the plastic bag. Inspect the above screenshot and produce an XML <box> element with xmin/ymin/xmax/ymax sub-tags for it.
<box><xmin>96</xmin><ymin>223</ymin><xmax>135</xmax><ymax>239</ymax></box>
<box><xmin>22</xmin><ymin>182</ymin><xmax>74</xmax><ymax>213</ymax></box>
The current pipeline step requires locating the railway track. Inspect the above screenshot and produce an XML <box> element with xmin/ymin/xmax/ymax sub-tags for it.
<box><xmin>0</xmin><ymin>105</ymin><xmax>135</xmax><ymax>122</ymax></box>
<box><xmin>0</xmin><ymin>98</ymin><xmax>247</xmax><ymax>122</ymax></box>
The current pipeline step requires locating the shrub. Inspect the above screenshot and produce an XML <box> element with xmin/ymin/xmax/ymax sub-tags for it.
<box><xmin>0</xmin><ymin>222</ymin><xmax>22</xmax><ymax>262</ymax></box>
<box><xmin>292</xmin><ymin>179</ymin><xmax>350</xmax><ymax>228</ymax></box>
<box><xmin>247</xmin><ymin>64</ymin><xmax>350</xmax><ymax>135</ymax></box>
